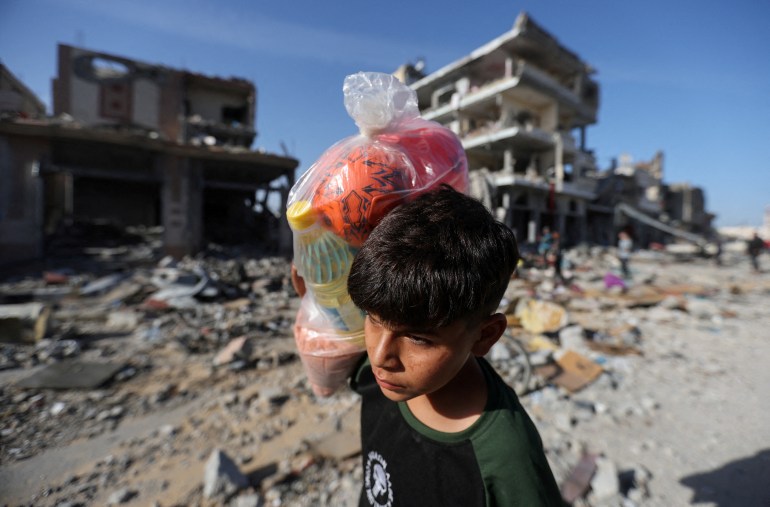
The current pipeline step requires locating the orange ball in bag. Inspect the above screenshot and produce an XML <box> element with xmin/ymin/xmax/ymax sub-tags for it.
<box><xmin>312</xmin><ymin>144</ymin><xmax>411</xmax><ymax>247</ymax></box>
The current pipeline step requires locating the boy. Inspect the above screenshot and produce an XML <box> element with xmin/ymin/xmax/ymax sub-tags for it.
<box><xmin>346</xmin><ymin>186</ymin><xmax>563</xmax><ymax>506</ymax></box>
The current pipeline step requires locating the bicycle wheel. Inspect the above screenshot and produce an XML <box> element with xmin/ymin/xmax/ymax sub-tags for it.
<box><xmin>486</xmin><ymin>330</ymin><xmax>532</xmax><ymax>396</ymax></box>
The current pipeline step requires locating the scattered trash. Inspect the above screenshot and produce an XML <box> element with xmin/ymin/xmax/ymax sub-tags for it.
<box><xmin>80</xmin><ymin>273</ymin><xmax>126</xmax><ymax>297</ymax></box>
<box><xmin>515</xmin><ymin>299</ymin><xmax>569</xmax><ymax>334</ymax></box>
<box><xmin>561</xmin><ymin>453</ymin><xmax>598</xmax><ymax>504</ymax></box>
<box><xmin>536</xmin><ymin>350</ymin><xmax>604</xmax><ymax>393</ymax></box>
<box><xmin>603</xmin><ymin>273</ymin><xmax>626</xmax><ymax>290</ymax></box>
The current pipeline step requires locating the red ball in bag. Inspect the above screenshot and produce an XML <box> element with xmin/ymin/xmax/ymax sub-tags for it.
<box><xmin>312</xmin><ymin>144</ymin><xmax>411</xmax><ymax>248</ymax></box>
<box><xmin>378</xmin><ymin>124</ymin><xmax>468</xmax><ymax>194</ymax></box>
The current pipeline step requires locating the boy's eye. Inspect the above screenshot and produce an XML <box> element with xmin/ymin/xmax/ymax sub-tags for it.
<box><xmin>406</xmin><ymin>334</ymin><xmax>432</xmax><ymax>346</ymax></box>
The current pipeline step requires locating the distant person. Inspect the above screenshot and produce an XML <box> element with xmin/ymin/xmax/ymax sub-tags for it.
<box><xmin>618</xmin><ymin>231</ymin><xmax>633</xmax><ymax>278</ymax></box>
<box><xmin>747</xmin><ymin>232</ymin><xmax>766</xmax><ymax>272</ymax></box>
<box><xmin>551</xmin><ymin>232</ymin><xmax>564</xmax><ymax>279</ymax></box>
<box><xmin>289</xmin><ymin>188</ymin><xmax>563</xmax><ymax>505</ymax></box>
<box><xmin>538</xmin><ymin>226</ymin><xmax>553</xmax><ymax>266</ymax></box>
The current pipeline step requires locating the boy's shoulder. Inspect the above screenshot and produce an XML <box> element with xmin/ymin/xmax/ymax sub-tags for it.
<box><xmin>354</xmin><ymin>357</ymin><xmax>564</xmax><ymax>506</ymax></box>
<box><xmin>475</xmin><ymin>358</ymin><xmax>544</xmax><ymax>449</ymax></box>
<box><xmin>473</xmin><ymin>359</ymin><xmax>565</xmax><ymax>504</ymax></box>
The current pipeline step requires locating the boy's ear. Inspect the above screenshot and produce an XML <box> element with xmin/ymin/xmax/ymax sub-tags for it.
<box><xmin>471</xmin><ymin>313</ymin><xmax>508</xmax><ymax>357</ymax></box>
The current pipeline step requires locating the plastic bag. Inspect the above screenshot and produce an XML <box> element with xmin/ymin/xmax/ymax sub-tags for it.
<box><xmin>293</xmin><ymin>295</ymin><xmax>366</xmax><ymax>397</ymax></box>
<box><xmin>288</xmin><ymin>72</ymin><xmax>469</xmax><ymax>396</ymax></box>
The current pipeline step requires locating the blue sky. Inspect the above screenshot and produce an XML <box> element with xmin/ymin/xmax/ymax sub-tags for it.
<box><xmin>1</xmin><ymin>0</ymin><xmax>768</xmax><ymax>226</ymax></box>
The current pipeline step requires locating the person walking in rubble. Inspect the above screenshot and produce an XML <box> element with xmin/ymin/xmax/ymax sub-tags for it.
<box><xmin>551</xmin><ymin>232</ymin><xmax>564</xmax><ymax>280</ymax></box>
<box><xmin>747</xmin><ymin>231</ymin><xmax>766</xmax><ymax>272</ymax></box>
<box><xmin>618</xmin><ymin>230</ymin><xmax>633</xmax><ymax>279</ymax></box>
<box><xmin>538</xmin><ymin>226</ymin><xmax>553</xmax><ymax>267</ymax></box>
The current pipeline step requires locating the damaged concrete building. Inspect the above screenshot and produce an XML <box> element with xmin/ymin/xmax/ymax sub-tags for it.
<box><xmin>407</xmin><ymin>12</ymin><xmax>601</xmax><ymax>247</ymax></box>
<box><xmin>404</xmin><ymin>12</ymin><xmax>714</xmax><ymax>248</ymax></box>
<box><xmin>593</xmin><ymin>152</ymin><xmax>715</xmax><ymax>247</ymax></box>
<box><xmin>0</xmin><ymin>45</ymin><xmax>298</xmax><ymax>265</ymax></box>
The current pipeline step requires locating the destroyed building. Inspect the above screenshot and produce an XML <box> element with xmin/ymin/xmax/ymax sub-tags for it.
<box><xmin>663</xmin><ymin>183</ymin><xmax>713</xmax><ymax>236</ymax></box>
<box><xmin>593</xmin><ymin>152</ymin><xmax>715</xmax><ymax>247</ymax></box>
<box><xmin>0</xmin><ymin>45</ymin><xmax>298</xmax><ymax>265</ymax></box>
<box><xmin>406</xmin><ymin>12</ymin><xmax>714</xmax><ymax>249</ymax></box>
<box><xmin>408</xmin><ymin>12</ymin><xmax>601</xmax><ymax>247</ymax></box>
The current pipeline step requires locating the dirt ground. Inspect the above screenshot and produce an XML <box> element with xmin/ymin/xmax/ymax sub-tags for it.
<box><xmin>1</xmin><ymin>249</ymin><xmax>769</xmax><ymax>506</ymax></box>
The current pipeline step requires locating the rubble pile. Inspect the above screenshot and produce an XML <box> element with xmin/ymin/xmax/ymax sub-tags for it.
<box><xmin>1</xmin><ymin>246</ymin><xmax>769</xmax><ymax>506</ymax></box>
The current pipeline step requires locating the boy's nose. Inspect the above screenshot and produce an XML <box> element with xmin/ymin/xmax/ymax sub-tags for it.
<box><xmin>369</xmin><ymin>332</ymin><xmax>400</xmax><ymax>370</ymax></box>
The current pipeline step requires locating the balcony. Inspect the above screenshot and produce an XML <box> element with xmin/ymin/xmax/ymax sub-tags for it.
<box><xmin>420</xmin><ymin>63</ymin><xmax>597</xmax><ymax>127</ymax></box>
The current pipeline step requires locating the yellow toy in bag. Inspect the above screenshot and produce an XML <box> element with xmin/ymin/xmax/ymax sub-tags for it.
<box><xmin>289</xmin><ymin>72</ymin><xmax>469</xmax><ymax>396</ymax></box>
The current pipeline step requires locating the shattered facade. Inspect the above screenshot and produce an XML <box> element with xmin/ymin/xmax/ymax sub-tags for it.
<box><xmin>406</xmin><ymin>12</ymin><xmax>715</xmax><ymax>249</ymax></box>
<box><xmin>409</xmin><ymin>12</ymin><xmax>601</xmax><ymax>247</ymax></box>
<box><xmin>0</xmin><ymin>46</ymin><xmax>298</xmax><ymax>265</ymax></box>
<box><xmin>593</xmin><ymin>152</ymin><xmax>714</xmax><ymax>246</ymax></box>
<box><xmin>663</xmin><ymin>183</ymin><xmax>713</xmax><ymax>235</ymax></box>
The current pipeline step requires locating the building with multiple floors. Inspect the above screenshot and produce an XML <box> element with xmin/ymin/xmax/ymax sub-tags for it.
<box><xmin>409</xmin><ymin>12</ymin><xmax>601</xmax><ymax>247</ymax></box>
<box><xmin>407</xmin><ymin>12</ymin><xmax>715</xmax><ymax>249</ymax></box>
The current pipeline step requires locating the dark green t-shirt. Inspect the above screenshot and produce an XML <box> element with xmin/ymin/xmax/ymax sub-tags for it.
<box><xmin>351</xmin><ymin>357</ymin><xmax>564</xmax><ymax>506</ymax></box>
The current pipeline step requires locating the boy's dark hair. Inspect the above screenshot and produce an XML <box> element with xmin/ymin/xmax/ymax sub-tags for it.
<box><xmin>348</xmin><ymin>186</ymin><xmax>519</xmax><ymax>329</ymax></box>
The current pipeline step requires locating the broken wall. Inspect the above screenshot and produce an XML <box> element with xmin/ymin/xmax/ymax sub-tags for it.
<box><xmin>0</xmin><ymin>134</ymin><xmax>46</xmax><ymax>263</ymax></box>
<box><xmin>54</xmin><ymin>45</ymin><xmax>165</xmax><ymax>132</ymax></box>
<box><xmin>409</xmin><ymin>12</ymin><xmax>601</xmax><ymax>247</ymax></box>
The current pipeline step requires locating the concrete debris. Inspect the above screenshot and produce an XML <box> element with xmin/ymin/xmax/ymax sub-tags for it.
<box><xmin>214</xmin><ymin>336</ymin><xmax>253</xmax><ymax>367</ymax></box>
<box><xmin>106</xmin><ymin>487</ymin><xmax>136</xmax><ymax>504</ymax></box>
<box><xmin>0</xmin><ymin>302</ymin><xmax>50</xmax><ymax>343</ymax></box>
<box><xmin>515</xmin><ymin>298</ymin><xmax>569</xmax><ymax>334</ymax></box>
<box><xmin>591</xmin><ymin>456</ymin><xmax>620</xmax><ymax>500</ymax></box>
<box><xmin>561</xmin><ymin>453</ymin><xmax>597</xmax><ymax>503</ymax></box>
<box><xmin>17</xmin><ymin>360</ymin><xmax>124</xmax><ymax>389</ymax></box>
<box><xmin>0</xmin><ymin>240</ymin><xmax>768</xmax><ymax>506</ymax></box>
<box><xmin>230</xmin><ymin>493</ymin><xmax>264</xmax><ymax>507</ymax></box>
<box><xmin>146</xmin><ymin>266</ymin><xmax>210</xmax><ymax>309</ymax></box>
<box><xmin>204</xmin><ymin>449</ymin><xmax>249</xmax><ymax>500</ymax></box>
<box><xmin>105</xmin><ymin>311</ymin><xmax>140</xmax><ymax>333</ymax></box>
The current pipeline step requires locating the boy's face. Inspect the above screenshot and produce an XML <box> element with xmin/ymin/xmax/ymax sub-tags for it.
<box><xmin>364</xmin><ymin>314</ymin><xmax>485</xmax><ymax>402</ymax></box>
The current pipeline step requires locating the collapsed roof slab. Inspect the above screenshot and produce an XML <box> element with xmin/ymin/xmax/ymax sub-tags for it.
<box><xmin>411</xmin><ymin>12</ymin><xmax>595</xmax><ymax>107</ymax></box>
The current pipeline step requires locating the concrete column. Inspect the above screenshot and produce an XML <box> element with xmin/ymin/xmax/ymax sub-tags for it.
<box><xmin>0</xmin><ymin>136</ymin><xmax>46</xmax><ymax>264</ymax></box>
<box><xmin>161</xmin><ymin>155</ymin><xmax>203</xmax><ymax>258</ymax></box>
<box><xmin>578</xmin><ymin>202</ymin><xmax>588</xmax><ymax>244</ymax></box>
<box><xmin>501</xmin><ymin>190</ymin><xmax>513</xmax><ymax>228</ymax></box>
<box><xmin>553</xmin><ymin>133</ymin><xmax>564</xmax><ymax>192</ymax></box>
<box><xmin>531</xmin><ymin>205</ymin><xmax>542</xmax><ymax>244</ymax></box>
<box><xmin>555</xmin><ymin>213</ymin><xmax>565</xmax><ymax>240</ymax></box>
<box><xmin>527</xmin><ymin>219</ymin><xmax>537</xmax><ymax>244</ymax></box>
<box><xmin>64</xmin><ymin>172</ymin><xmax>74</xmax><ymax>216</ymax></box>
<box><xmin>503</xmin><ymin>148</ymin><xmax>514</xmax><ymax>173</ymax></box>
<box><xmin>277</xmin><ymin>179</ymin><xmax>293</xmax><ymax>255</ymax></box>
